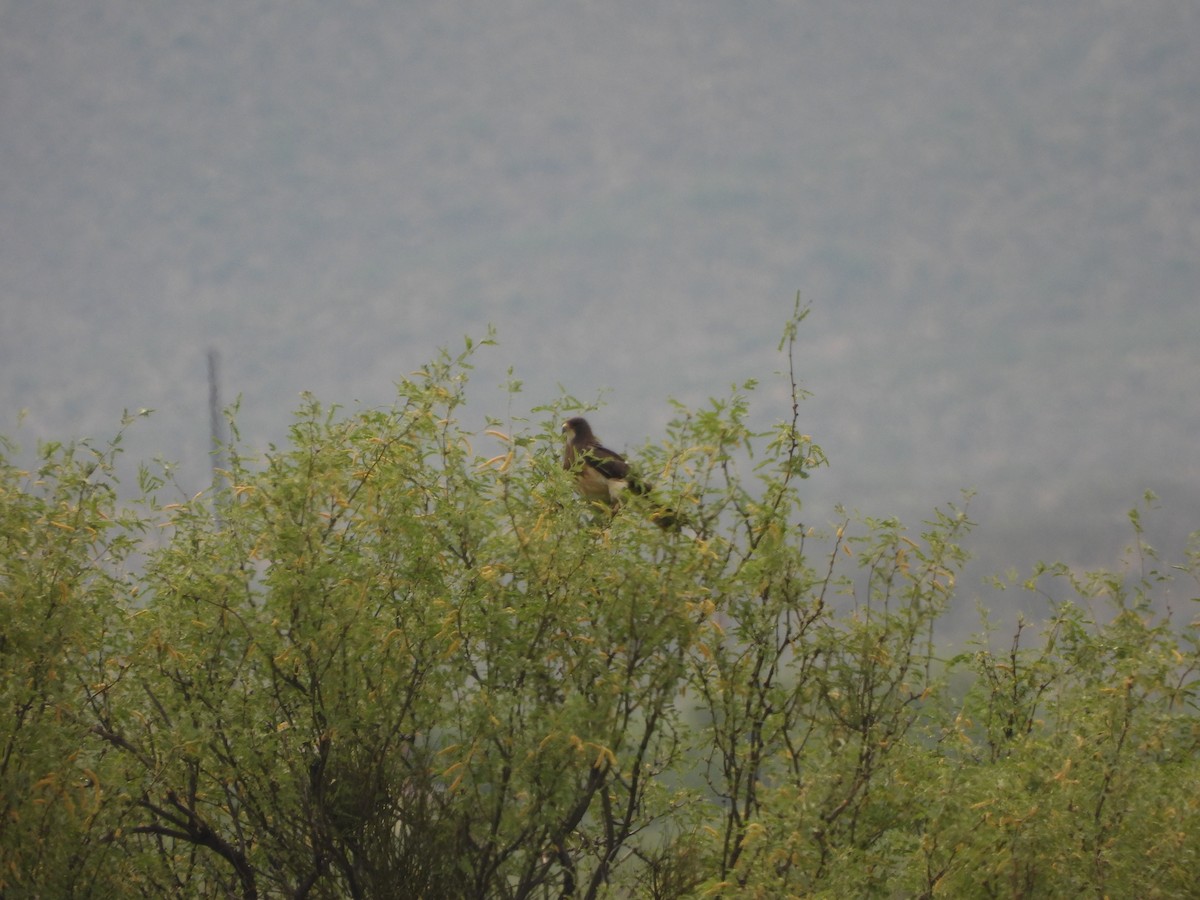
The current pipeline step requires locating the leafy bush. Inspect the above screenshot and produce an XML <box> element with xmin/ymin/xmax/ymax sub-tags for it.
<box><xmin>2</xmin><ymin>316</ymin><xmax>1198</xmax><ymax>898</ymax></box>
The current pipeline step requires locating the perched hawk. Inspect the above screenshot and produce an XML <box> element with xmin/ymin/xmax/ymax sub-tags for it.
<box><xmin>561</xmin><ymin>417</ymin><xmax>678</xmax><ymax>529</ymax></box>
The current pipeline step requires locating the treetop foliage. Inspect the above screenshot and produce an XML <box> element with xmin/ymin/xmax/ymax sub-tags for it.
<box><xmin>3</xmin><ymin>310</ymin><xmax>1199</xmax><ymax>898</ymax></box>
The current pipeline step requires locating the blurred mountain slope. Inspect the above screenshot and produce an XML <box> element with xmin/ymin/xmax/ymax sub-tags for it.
<box><xmin>2</xmin><ymin>1</ymin><xmax>1197</xmax><ymax>621</ymax></box>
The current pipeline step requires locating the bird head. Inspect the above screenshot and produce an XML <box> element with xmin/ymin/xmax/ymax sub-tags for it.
<box><xmin>562</xmin><ymin>417</ymin><xmax>592</xmax><ymax>442</ymax></box>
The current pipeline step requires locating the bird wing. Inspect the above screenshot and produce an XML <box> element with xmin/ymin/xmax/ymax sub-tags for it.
<box><xmin>580</xmin><ymin>443</ymin><xmax>630</xmax><ymax>481</ymax></box>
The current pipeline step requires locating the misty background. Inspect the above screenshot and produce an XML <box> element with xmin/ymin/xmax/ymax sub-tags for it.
<box><xmin>3</xmin><ymin>1</ymin><xmax>1198</xmax><ymax>630</ymax></box>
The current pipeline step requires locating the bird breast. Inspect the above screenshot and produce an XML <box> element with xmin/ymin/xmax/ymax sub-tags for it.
<box><xmin>575</xmin><ymin>464</ymin><xmax>626</xmax><ymax>505</ymax></box>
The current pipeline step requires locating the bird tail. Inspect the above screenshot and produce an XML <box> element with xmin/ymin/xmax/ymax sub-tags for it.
<box><xmin>626</xmin><ymin>473</ymin><xmax>652</xmax><ymax>496</ymax></box>
<box><xmin>649</xmin><ymin>506</ymin><xmax>683</xmax><ymax>531</ymax></box>
<box><xmin>626</xmin><ymin>475</ymin><xmax>683</xmax><ymax>531</ymax></box>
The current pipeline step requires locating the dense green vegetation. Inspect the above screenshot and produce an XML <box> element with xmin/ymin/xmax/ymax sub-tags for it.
<box><xmin>3</xmin><ymin>320</ymin><xmax>1199</xmax><ymax>898</ymax></box>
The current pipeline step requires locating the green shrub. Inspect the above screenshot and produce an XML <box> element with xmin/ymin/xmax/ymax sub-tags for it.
<box><xmin>2</xmin><ymin>317</ymin><xmax>1197</xmax><ymax>898</ymax></box>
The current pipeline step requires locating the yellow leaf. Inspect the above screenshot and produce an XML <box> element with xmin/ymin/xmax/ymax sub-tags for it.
<box><xmin>585</xmin><ymin>742</ymin><xmax>617</xmax><ymax>769</ymax></box>
<box><xmin>480</xmin><ymin>451</ymin><xmax>515</xmax><ymax>472</ymax></box>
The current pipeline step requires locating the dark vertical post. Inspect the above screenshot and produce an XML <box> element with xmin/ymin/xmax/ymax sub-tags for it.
<box><xmin>207</xmin><ymin>348</ymin><xmax>225</xmax><ymax>488</ymax></box>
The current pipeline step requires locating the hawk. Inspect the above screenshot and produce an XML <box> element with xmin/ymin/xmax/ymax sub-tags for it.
<box><xmin>561</xmin><ymin>417</ymin><xmax>679</xmax><ymax>529</ymax></box>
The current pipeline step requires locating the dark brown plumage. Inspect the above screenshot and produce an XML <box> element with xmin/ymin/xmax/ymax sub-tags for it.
<box><xmin>561</xmin><ymin>417</ymin><xmax>678</xmax><ymax>529</ymax></box>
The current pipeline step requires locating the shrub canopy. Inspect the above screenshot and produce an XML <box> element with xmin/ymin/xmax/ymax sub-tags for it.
<box><xmin>3</xmin><ymin>321</ymin><xmax>1199</xmax><ymax>898</ymax></box>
